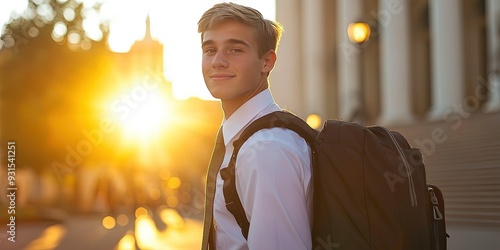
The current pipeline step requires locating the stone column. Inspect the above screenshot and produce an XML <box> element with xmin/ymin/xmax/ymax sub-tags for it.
<box><xmin>302</xmin><ymin>0</ymin><xmax>327</xmax><ymax>119</ymax></box>
<box><xmin>337</xmin><ymin>0</ymin><xmax>363</xmax><ymax>121</ymax></box>
<box><xmin>484</xmin><ymin>0</ymin><xmax>500</xmax><ymax>112</ymax></box>
<box><xmin>271</xmin><ymin>0</ymin><xmax>305</xmax><ymax>116</ymax></box>
<box><xmin>378</xmin><ymin>0</ymin><xmax>414</xmax><ymax>125</ymax></box>
<box><xmin>428</xmin><ymin>0</ymin><xmax>465</xmax><ymax>119</ymax></box>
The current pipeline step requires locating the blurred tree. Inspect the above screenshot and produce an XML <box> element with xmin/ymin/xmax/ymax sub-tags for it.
<box><xmin>1</xmin><ymin>0</ymin><xmax>108</xmax><ymax>51</ymax></box>
<box><xmin>0</xmin><ymin>0</ymin><xmax>223</xmax><ymax>214</ymax></box>
<box><xmin>0</xmin><ymin>0</ymin><xmax>116</xmax><ymax>172</ymax></box>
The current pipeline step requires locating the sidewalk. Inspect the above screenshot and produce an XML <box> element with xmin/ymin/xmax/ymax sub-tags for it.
<box><xmin>1</xmin><ymin>208</ymin><xmax>202</xmax><ymax>250</ymax></box>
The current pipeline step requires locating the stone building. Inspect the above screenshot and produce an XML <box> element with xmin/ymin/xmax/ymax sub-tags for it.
<box><xmin>271</xmin><ymin>0</ymin><xmax>500</xmax><ymax>249</ymax></box>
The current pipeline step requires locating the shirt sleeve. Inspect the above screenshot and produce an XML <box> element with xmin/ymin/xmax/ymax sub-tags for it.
<box><xmin>235</xmin><ymin>129</ymin><xmax>313</xmax><ymax>250</ymax></box>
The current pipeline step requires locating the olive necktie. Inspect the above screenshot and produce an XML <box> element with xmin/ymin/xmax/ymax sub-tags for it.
<box><xmin>202</xmin><ymin>127</ymin><xmax>225</xmax><ymax>250</ymax></box>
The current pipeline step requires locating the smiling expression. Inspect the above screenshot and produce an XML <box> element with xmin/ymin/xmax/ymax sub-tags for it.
<box><xmin>201</xmin><ymin>21</ymin><xmax>276</xmax><ymax>116</ymax></box>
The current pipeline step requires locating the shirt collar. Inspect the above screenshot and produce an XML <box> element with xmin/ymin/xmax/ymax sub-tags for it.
<box><xmin>222</xmin><ymin>89</ymin><xmax>277</xmax><ymax>146</ymax></box>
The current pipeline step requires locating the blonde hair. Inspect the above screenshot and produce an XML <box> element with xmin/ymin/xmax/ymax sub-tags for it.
<box><xmin>198</xmin><ymin>2</ymin><xmax>283</xmax><ymax>58</ymax></box>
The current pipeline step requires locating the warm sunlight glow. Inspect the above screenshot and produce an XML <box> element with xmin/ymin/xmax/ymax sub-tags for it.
<box><xmin>0</xmin><ymin>0</ymin><xmax>276</xmax><ymax>99</ymax></box>
<box><xmin>120</xmin><ymin>91</ymin><xmax>172</xmax><ymax>140</ymax></box>
<box><xmin>101</xmin><ymin>0</ymin><xmax>148</xmax><ymax>53</ymax></box>
<box><xmin>135</xmin><ymin>215</ymin><xmax>158</xmax><ymax>249</ymax></box>
<box><xmin>167</xmin><ymin>176</ymin><xmax>182</xmax><ymax>190</ymax></box>
<box><xmin>104</xmin><ymin>78</ymin><xmax>173</xmax><ymax>147</ymax></box>
<box><xmin>25</xmin><ymin>225</ymin><xmax>67</xmax><ymax>250</ymax></box>
<box><xmin>159</xmin><ymin>168</ymin><xmax>171</xmax><ymax>180</ymax></box>
<box><xmin>116</xmin><ymin>232</ymin><xmax>136</xmax><ymax>250</ymax></box>
<box><xmin>160</xmin><ymin>208</ymin><xmax>185</xmax><ymax>229</ymax></box>
<box><xmin>162</xmin><ymin>219</ymin><xmax>204</xmax><ymax>249</ymax></box>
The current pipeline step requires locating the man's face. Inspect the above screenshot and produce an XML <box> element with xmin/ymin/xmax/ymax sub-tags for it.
<box><xmin>201</xmin><ymin>21</ymin><xmax>272</xmax><ymax>103</ymax></box>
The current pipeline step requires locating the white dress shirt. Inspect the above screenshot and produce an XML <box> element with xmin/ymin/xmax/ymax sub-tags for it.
<box><xmin>213</xmin><ymin>89</ymin><xmax>313</xmax><ymax>250</ymax></box>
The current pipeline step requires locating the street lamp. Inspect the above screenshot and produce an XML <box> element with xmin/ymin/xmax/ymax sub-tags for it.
<box><xmin>347</xmin><ymin>22</ymin><xmax>371</xmax><ymax>45</ymax></box>
<box><xmin>347</xmin><ymin>21</ymin><xmax>371</xmax><ymax>124</ymax></box>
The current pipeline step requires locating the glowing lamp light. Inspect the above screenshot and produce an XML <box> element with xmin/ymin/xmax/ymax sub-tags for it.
<box><xmin>135</xmin><ymin>207</ymin><xmax>148</xmax><ymax>218</ymax></box>
<box><xmin>347</xmin><ymin>22</ymin><xmax>371</xmax><ymax>44</ymax></box>
<box><xmin>306</xmin><ymin>114</ymin><xmax>322</xmax><ymax>130</ymax></box>
<box><xmin>102</xmin><ymin>216</ymin><xmax>116</xmax><ymax>229</ymax></box>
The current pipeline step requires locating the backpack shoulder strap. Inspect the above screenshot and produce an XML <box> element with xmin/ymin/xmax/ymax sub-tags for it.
<box><xmin>220</xmin><ymin>110</ymin><xmax>318</xmax><ymax>240</ymax></box>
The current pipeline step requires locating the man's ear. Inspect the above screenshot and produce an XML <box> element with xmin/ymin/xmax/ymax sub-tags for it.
<box><xmin>261</xmin><ymin>50</ymin><xmax>277</xmax><ymax>74</ymax></box>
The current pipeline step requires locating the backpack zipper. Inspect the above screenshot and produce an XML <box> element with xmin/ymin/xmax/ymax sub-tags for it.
<box><xmin>378</xmin><ymin>126</ymin><xmax>418</xmax><ymax>207</ymax></box>
<box><xmin>428</xmin><ymin>186</ymin><xmax>443</xmax><ymax>250</ymax></box>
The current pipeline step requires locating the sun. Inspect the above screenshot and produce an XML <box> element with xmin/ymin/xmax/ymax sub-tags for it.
<box><xmin>120</xmin><ymin>91</ymin><xmax>172</xmax><ymax>142</ymax></box>
<box><xmin>102</xmin><ymin>80</ymin><xmax>174</xmax><ymax>146</ymax></box>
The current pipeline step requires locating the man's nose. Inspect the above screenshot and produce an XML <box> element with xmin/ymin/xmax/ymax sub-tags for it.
<box><xmin>212</xmin><ymin>51</ymin><xmax>228</xmax><ymax>68</ymax></box>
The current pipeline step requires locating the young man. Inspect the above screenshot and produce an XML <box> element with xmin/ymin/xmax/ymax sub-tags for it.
<box><xmin>198</xmin><ymin>3</ymin><xmax>313</xmax><ymax>249</ymax></box>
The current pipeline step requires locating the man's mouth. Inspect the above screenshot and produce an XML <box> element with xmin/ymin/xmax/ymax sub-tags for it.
<box><xmin>210</xmin><ymin>74</ymin><xmax>235</xmax><ymax>81</ymax></box>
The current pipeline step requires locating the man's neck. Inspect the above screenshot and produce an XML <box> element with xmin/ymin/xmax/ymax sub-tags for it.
<box><xmin>221</xmin><ymin>86</ymin><xmax>269</xmax><ymax>119</ymax></box>
<box><xmin>221</xmin><ymin>95</ymin><xmax>253</xmax><ymax>119</ymax></box>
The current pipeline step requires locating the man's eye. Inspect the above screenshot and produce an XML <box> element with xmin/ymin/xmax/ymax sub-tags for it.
<box><xmin>229</xmin><ymin>48</ymin><xmax>243</xmax><ymax>53</ymax></box>
<box><xmin>204</xmin><ymin>48</ymin><xmax>216</xmax><ymax>54</ymax></box>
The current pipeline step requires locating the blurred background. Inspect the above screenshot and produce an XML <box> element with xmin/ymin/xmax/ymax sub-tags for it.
<box><xmin>0</xmin><ymin>0</ymin><xmax>499</xmax><ymax>249</ymax></box>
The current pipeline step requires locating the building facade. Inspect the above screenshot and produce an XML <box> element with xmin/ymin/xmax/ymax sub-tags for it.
<box><xmin>271</xmin><ymin>0</ymin><xmax>500</xmax><ymax>249</ymax></box>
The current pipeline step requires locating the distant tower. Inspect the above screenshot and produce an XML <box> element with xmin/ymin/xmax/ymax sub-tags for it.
<box><xmin>129</xmin><ymin>15</ymin><xmax>163</xmax><ymax>76</ymax></box>
<box><xmin>114</xmin><ymin>15</ymin><xmax>172</xmax><ymax>98</ymax></box>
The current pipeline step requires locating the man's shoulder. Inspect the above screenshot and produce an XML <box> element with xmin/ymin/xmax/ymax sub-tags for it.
<box><xmin>240</xmin><ymin>127</ymin><xmax>309</xmax><ymax>153</ymax></box>
<box><xmin>235</xmin><ymin>127</ymin><xmax>312</xmax><ymax>175</ymax></box>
